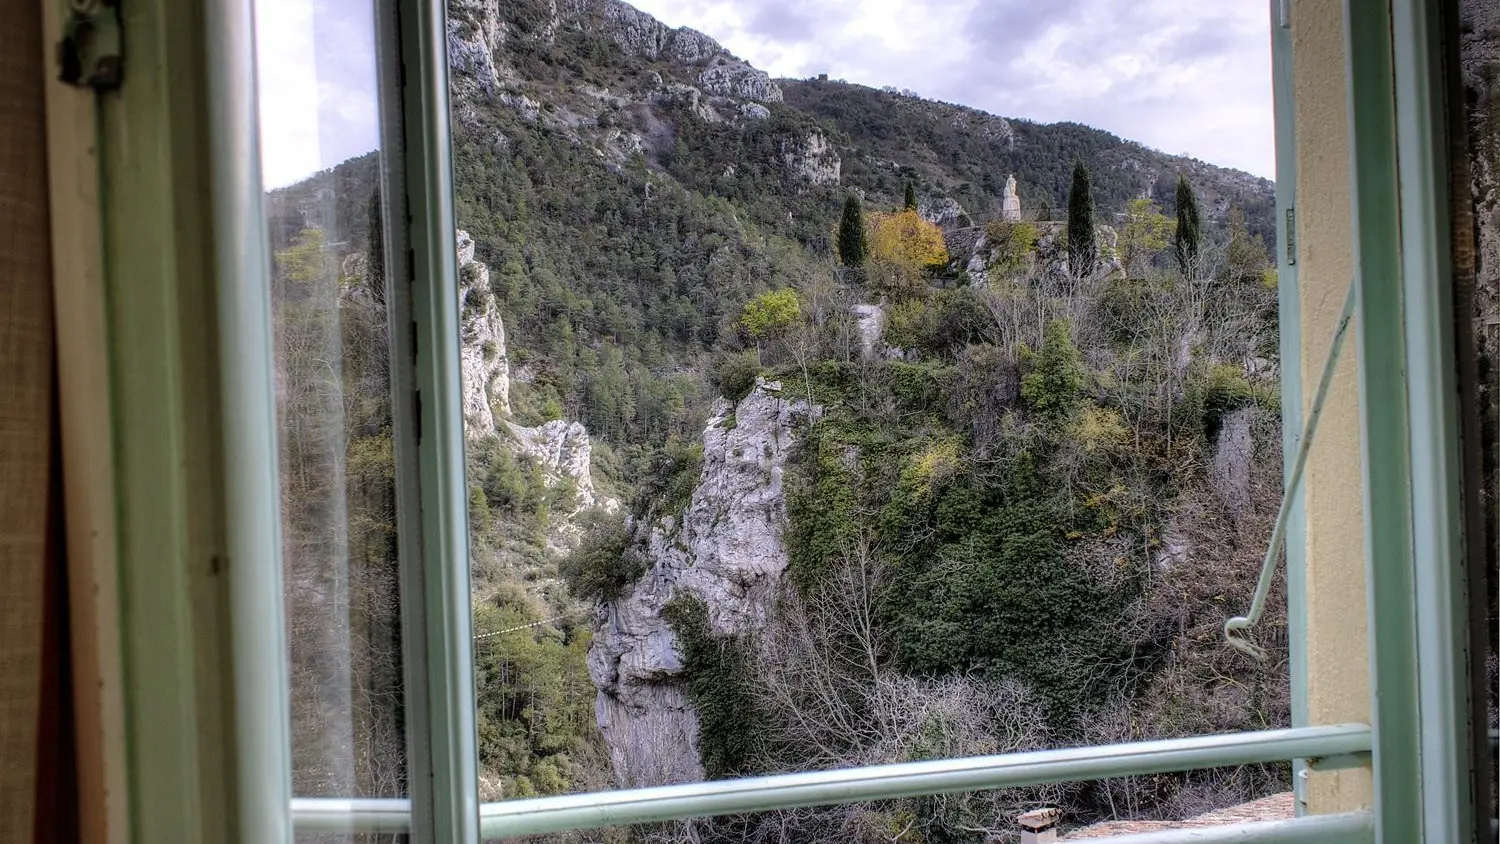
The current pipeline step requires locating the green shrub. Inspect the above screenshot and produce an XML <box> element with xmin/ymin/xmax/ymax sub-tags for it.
<box><xmin>1187</xmin><ymin>363</ymin><xmax>1277</xmax><ymax>441</ymax></box>
<box><xmin>558</xmin><ymin>514</ymin><xmax>642</xmax><ymax>602</ymax></box>
<box><xmin>633</xmin><ymin>439</ymin><xmax>704</xmax><ymax>519</ymax></box>
<box><xmin>886</xmin><ymin>360</ymin><xmax>953</xmax><ymax>416</ymax></box>
<box><xmin>710</xmin><ymin>350</ymin><xmax>762</xmax><ymax>402</ymax></box>
<box><xmin>985</xmin><ymin>219</ymin><xmax>1040</xmax><ymax>277</ymax></box>
<box><xmin>472</xmin><ymin>587</ymin><xmax>599</xmax><ymax>797</ymax></box>
<box><xmin>1020</xmin><ymin>319</ymin><xmax>1087</xmax><ymax>417</ymax></box>
<box><xmin>876</xmin><ymin>455</ymin><xmax>1123</xmax><ymax>730</ymax></box>
<box><xmin>785</xmin><ymin>426</ymin><xmax>860</xmax><ymax>594</ymax></box>
<box><xmin>801</xmin><ymin>359</ymin><xmax>857</xmax><ymax>404</ymax></box>
<box><xmin>882</xmin><ymin>297</ymin><xmax>934</xmax><ymax>352</ymax></box>
<box><xmin>1201</xmin><ymin>363</ymin><xmax>1255</xmax><ymax>417</ymax></box>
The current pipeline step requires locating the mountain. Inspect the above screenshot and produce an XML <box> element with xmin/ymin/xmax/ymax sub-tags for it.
<box><xmin>271</xmin><ymin>0</ymin><xmax>1290</xmax><ymax>834</ymax></box>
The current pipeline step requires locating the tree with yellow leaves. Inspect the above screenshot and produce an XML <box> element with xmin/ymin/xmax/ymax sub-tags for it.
<box><xmin>866</xmin><ymin>208</ymin><xmax>949</xmax><ymax>299</ymax></box>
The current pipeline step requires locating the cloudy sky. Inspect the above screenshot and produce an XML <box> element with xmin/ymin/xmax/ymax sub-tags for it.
<box><xmin>256</xmin><ymin>0</ymin><xmax>382</xmax><ymax>188</ymax></box>
<box><xmin>254</xmin><ymin>0</ymin><xmax>1275</xmax><ymax>188</ymax></box>
<box><xmin>629</xmin><ymin>0</ymin><xmax>1275</xmax><ymax>177</ymax></box>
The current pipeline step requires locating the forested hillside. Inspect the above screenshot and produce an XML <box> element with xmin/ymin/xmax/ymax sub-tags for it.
<box><xmin>272</xmin><ymin>0</ymin><xmax>1290</xmax><ymax>838</ymax></box>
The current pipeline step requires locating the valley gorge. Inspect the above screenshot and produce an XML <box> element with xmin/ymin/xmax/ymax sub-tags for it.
<box><xmin>273</xmin><ymin>0</ymin><xmax>1297</xmax><ymax>837</ymax></box>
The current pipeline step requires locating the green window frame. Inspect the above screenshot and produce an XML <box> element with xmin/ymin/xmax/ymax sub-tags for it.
<box><xmin>60</xmin><ymin>0</ymin><xmax>1487</xmax><ymax>840</ymax></box>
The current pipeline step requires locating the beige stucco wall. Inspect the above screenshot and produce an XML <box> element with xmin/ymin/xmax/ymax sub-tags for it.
<box><xmin>1289</xmin><ymin>0</ymin><xmax>1373</xmax><ymax>814</ymax></box>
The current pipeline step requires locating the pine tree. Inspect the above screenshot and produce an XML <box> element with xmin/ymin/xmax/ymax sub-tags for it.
<box><xmin>903</xmin><ymin>180</ymin><xmax>918</xmax><ymax>211</ymax></box>
<box><xmin>1174</xmin><ymin>175</ymin><xmax>1202</xmax><ymax>275</ymax></box>
<box><xmin>837</xmin><ymin>192</ymin><xmax>869</xmax><ymax>268</ymax></box>
<box><xmin>1066</xmin><ymin>160</ymin><xmax>1097</xmax><ymax>278</ymax></box>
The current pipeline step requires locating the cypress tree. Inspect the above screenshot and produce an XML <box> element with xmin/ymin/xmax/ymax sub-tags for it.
<box><xmin>1066</xmin><ymin>160</ymin><xmax>1096</xmax><ymax>278</ymax></box>
<box><xmin>903</xmin><ymin>180</ymin><xmax>918</xmax><ymax>211</ymax></box>
<box><xmin>366</xmin><ymin>186</ymin><xmax>386</xmax><ymax>306</ymax></box>
<box><xmin>1174</xmin><ymin>175</ymin><xmax>1202</xmax><ymax>275</ymax></box>
<box><xmin>837</xmin><ymin>192</ymin><xmax>868</xmax><ymax>268</ymax></box>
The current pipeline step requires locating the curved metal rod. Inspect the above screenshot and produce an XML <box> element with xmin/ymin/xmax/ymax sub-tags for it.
<box><xmin>1226</xmin><ymin>278</ymin><xmax>1358</xmax><ymax>658</ymax></box>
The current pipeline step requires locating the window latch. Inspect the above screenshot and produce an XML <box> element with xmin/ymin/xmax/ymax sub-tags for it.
<box><xmin>57</xmin><ymin>0</ymin><xmax>123</xmax><ymax>92</ymax></box>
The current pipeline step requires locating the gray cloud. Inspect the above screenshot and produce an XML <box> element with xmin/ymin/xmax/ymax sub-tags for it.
<box><xmin>966</xmin><ymin>0</ymin><xmax>1082</xmax><ymax>47</ymax></box>
<box><xmin>742</xmin><ymin>1</ymin><xmax>826</xmax><ymax>41</ymax></box>
<box><xmin>257</xmin><ymin>0</ymin><xmax>382</xmax><ymax>187</ymax></box>
<box><xmin>632</xmin><ymin>0</ymin><xmax>1274</xmax><ymax>176</ymax></box>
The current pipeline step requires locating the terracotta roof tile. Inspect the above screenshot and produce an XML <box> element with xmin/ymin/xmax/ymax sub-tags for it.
<box><xmin>1062</xmin><ymin>792</ymin><xmax>1294</xmax><ymax>839</ymax></box>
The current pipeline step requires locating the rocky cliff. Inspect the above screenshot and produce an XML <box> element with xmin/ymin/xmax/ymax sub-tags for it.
<box><xmin>456</xmin><ymin>229</ymin><xmax>614</xmax><ymax>517</ymax></box>
<box><xmin>458</xmin><ymin>229</ymin><xmax>512</xmax><ymax>434</ymax></box>
<box><xmin>586</xmin><ymin>380</ymin><xmax>818</xmax><ymax>786</ymax></box>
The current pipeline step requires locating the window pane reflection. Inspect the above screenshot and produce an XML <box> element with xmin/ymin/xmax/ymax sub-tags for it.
<box><xmin>254</xmin><ymin>0</ymin><xmax>409</xmax><ymax>825</ymax></box>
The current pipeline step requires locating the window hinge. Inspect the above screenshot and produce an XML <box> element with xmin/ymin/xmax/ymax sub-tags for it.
<box><xmin>1285</xmin><ymin>206</ymin><xmax>1297</xmax><ymax>266</ymax></box>
<box><xmin>57</xmin><ymin>0</ymin><xmax>124</xmax><ymax>92</ymax></box>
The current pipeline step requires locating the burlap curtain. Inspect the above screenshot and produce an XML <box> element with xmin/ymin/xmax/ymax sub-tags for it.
<box><xmin>1</xmin><ymin>1</ymin><xmax>75</xmax><ymax>842</ymax></box>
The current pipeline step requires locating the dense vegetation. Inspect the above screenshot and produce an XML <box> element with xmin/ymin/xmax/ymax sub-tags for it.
<box><xmin>270</xmin><ymin>0</ymin><xmax>1291</xmax><ymax>836</ymax></box>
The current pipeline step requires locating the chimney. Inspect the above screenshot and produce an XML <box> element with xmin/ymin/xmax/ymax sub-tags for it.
<box><xmin>1017</xmin><ymin>808</ymin><xmax>1061</xmax><ymax>843</ymax></box>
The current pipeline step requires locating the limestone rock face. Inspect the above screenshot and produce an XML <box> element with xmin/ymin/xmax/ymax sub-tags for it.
<box><xmin>586</xmin><ymin>0</ymin><xmax>724</xmax><ymax>63</ymax></box>
<box><xmin>919</xmin><ymin>196</ymin><xmax>967</xmax><ymax>229</ymax></box>
<box><xmin>455</xmin><ymin>230</ymin><xmax>616</xmax><ymax>517</ymax></box>
<box><xmin>447</xmin><ymin>0</ymin><xmax>505</xmax><ymax>97</ymax></box>
<box><xmin>456</xmin><ymin>230</ymin><xmax>512</xmax><ymax>435</ymax></box>
<box><xmin>498</xmin><ymin>91</ymin><xmax>542</xmax><ymax>122</ymax></box>
<box><xmin>1001</xmin><ymin>174</ymin><xmax>1022</xmax><ymax>221</ymax></box>
<box><xmin>508</xmin><ymin>419</ymin><xmax>611</xmax><ymax>511</ymax></box>
<box><xmin>649</xmin><ymin>83</ymin><xmax>722</xmax><ymax>123</ymax></box>
<box><xmin>587</xmin><ymin>380</ymin><xmax>818</xmax><ymax>786</ymax></box>
<box><xmin>780</xmin><ymin>131</ymin><xmax>841</xmax><ymax>186</ymax></box>
<box><xmin>1461</xmin><ymin>0</ymin><xmax>1500</xmax><ymax>328</ymax></box>
<box><xmin>851</xmin><ymin>304</ymin><xmax>886</xmax><ymax>361</ymax></box>
<box><xmin>698</xmin><ymin>60</ymin><xmax>783</xmax><ymax>103</ymax></box>
<box><xmin>964</xmin><ymin>234</ymin><xmax>995</xmax><ymax>287</ymax></box>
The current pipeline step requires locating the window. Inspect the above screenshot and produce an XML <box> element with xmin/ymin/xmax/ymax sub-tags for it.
<box><xmin>63</xmin><ymin>0</ymin><xmax>1487</xmax><ymax>841</ymax></box>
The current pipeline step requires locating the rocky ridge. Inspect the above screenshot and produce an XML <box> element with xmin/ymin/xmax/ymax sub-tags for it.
<box><xmin>447</xmin><ymin>0</ymin><xmax>802</xmax><ymax>170</ymax></box>
<box><xmin>457</xmin><ymin>229</ymin><xmax>614</xmax><ymax>515</ymax></box>
<box><xmin>587</xmin><ymin>379</ymin><xmax>818</xmax><ymax>786</ymax></box>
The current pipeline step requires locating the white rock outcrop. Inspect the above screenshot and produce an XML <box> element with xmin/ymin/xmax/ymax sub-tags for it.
<box><xmin>851</xmin><ymin>304</ymin><xmax>885</xmax><ymax>361</ymax></box>
<box><xmin>447</xmin><ymin>0</ymin><xmax>505</xmax><ymax>97</ymax></box>
<box><xmin>587</xmin><ymin>380</ymin><xmax>818</xmax><ymax>786</ymax></box>
<box><xmin>739</xmin><ymin>102</ymin><xmax>771</xmax><ymax>121</ymax></box>
<box><xmin>698</xmin><ymin>60</ymin><xmax>783</xmax><ymax>103</ymax></box>
<box><xmin>780</xmin><ymin>131</ymin><xmax>840</xmax><ymax>186</ymax></box>
<box><xmin>918</xmin><ymin>196</ymin><xmax>967</xmax><ymax>228</ymax></box>
<box><xmin>648</xmin><ymin>82</ymin><xmax>722</xmax><ymax>123</ymax></box>
<box><xmin>586</xmin><ymin>0</ymin><xmax>724</xmax><ymax>63</ymax></box>
<box><xmin>456</xmin><ymin>230</ymin><xmax>617</xmax><ymax>517</ymax></box>
<box><xmin>457</xmin><ymin>230</ymin><xmax>512</xmax><ymax>435</ymax></box>
<box><xmin>508</xmin><ymin>419</ymin><xmax>611</xmax><ymax>511</ymax></box>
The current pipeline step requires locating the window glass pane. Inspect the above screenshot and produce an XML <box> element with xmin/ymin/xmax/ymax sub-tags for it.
<box><xmin>449</xmin><ymin>0</ymin><xmax>1288</xmax><ymax>830</ymax></box>
<box><xmin>255</xmin><ymin>0</ymin><xmax>410</xmax><ymax>828</ymax></box>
